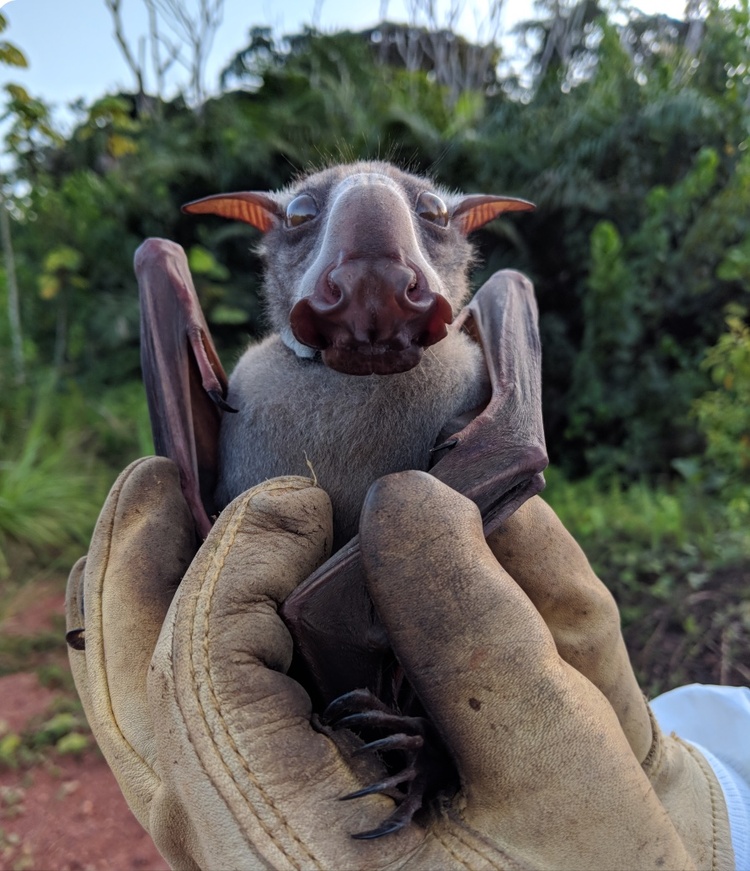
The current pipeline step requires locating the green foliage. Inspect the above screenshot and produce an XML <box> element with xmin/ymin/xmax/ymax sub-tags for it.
<box><xmin>543</xmin><ymin>467</ymin><xmax>750</xmax><ymax>692</ymax></box>
<box><xmin>29</xmin><ymin>712</ymin><xmax>79</xmax><ymax>748</ymax></box>
<box><xmin>36</xmin><ymin>663</ymin><xmax>75</xmax><ymax>692</ymax></box>
<box><xmin>692</xmin><ymin>307</ymin><xmax>750</xmax><ymax>518</ymax></box>
<box><xmin>0</xmin><ymin>734</ymin><xmax>21</xmax><ymax>767</ymax></box>
<box><xmin>542</xmin><ymin>462</ymin><xmax>749</xmax><ymax>609</ymax></box>
<box><xmin>0</xmin><ymin>630</ymin><xmax>63</xmax><ymax>678</ymax></box>
<box><xmin>543</xmin><ymin>467</ymin><xmax>723</xmax><ymax>565</ymax></box>
<box><xmin>0</xmin><ymin>3</ymin><xmax>748</xmax><ymax>622</ymax></box>
<box><xmin>1</xmin><ymin>84</ymin><xmax>62</xmax><ymax>177</ymax></box>
<box><xmin>0</xmin><ymin>374</ymin><xmax>148</xmax><ymax>577</ymax></box>
<box><xmin>0</xmin><ymin>709</ymin><xmax>89</xmax><ymax>769</ymax></box>
<box><xmin>75</xmin><ymin>95</ymin><xmax>140</xmax><ymax>159</ymax></box>
<box><xmin>82</xmin><ymin>379</ymin><xmax>153</xmax><ymax>462</ymax></box>
<box><xmin>0</xmin><ymin>43</ymin><xmax>26</xmax><ymax>66</ymax></box>
<box><xmin>55</xmin><ymin>731</ymin><xmax>89</xmax><ymax>756</ymax></box>
<box><xmin>563</xmin><ymin>143</ymin><xmax>743</xmax><ymax>475</ymax></box>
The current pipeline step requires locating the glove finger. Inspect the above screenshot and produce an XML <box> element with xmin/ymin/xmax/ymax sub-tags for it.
<box><xmin>359</xmin><ymin>471</ymin><xmax>664</xmax><ymax>848</ymax></box>
<box><xmin>360</xmin><ymin>472</ymin><xmax>560</xmax><ymax>790</ymax></box>
<box><xmin>78</xmin><ymin>456</ymin><xmax>196</xmax><ymax>820</ymax></box>
<box><xmin>151</xmin><ymin>477</ymin><xmax>423</xmax><ymax>869</ymax></box>
<box><xmin>485</xmin><ymin>496</ymin><xmax>652</xmax><ymax>762</ymax></box>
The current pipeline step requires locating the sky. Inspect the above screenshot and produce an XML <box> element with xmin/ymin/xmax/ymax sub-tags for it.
<box><xmin>1</xmin><ymin>0</ymin><xmax>687</xmax><ymax>128</ymax></box>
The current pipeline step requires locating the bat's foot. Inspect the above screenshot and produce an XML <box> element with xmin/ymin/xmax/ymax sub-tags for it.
<box><xmin>322</xmin><ymin>688</ymin><xmax>454</xmax><ymax>839</ymax></box>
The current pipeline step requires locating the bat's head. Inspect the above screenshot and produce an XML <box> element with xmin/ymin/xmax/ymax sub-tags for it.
<box><xmin>183</xmin><ymin>162</ymin><xmax>533</xmax><ymax>376</ymax></box>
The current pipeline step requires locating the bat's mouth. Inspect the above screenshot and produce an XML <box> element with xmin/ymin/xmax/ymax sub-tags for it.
<box><xmin>321</xmin><ymin>343</ymin><xmax>426</xmax><ymax>375</ymax></box>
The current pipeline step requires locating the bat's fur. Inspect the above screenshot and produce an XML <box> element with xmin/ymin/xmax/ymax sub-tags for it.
<box><xmin>215</xmin><ymin>162</ymin><xmax>496</xmax><ymax>547</ymax></box>
<box><xmin>217</xmin><ymin>331</ymin><xmax>488</xmax><ymax>547</ymax></box>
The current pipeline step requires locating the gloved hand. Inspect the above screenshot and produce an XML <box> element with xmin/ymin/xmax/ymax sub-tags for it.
<box><xmin>66</xmin><ymin>457</ymin><xmax>734</xmax><ymax>870</ymax></box>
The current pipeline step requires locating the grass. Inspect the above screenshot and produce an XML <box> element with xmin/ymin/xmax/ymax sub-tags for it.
<box><xmin>0</xmin><ymin>374</ymin><xmax>151</xmax><ymax>588</ymax></box>
<box><xmin>0</xmin><ymin>381</ymin><xmax>100</xmax><ymax>577</ymax></box>
<box><xmin>0</xmin><ymin>696</ymin><xmax>90</xmax><ymax>770</ymax></box>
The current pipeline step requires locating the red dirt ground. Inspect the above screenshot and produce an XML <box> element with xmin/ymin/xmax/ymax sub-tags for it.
<box><xmin>0</xmin><ymin>587</ymin><xmax>169</xmax><ymax>871</ymax></box>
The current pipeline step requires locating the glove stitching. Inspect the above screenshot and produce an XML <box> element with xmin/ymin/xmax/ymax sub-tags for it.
<box><xmin>438</xmin><ymin>814</ymin><xmax>518</xmax><ymax>871</ymax></box>
<box><xmin>641</xmin><ymin>701</ymin><xmax>662</xmax><ymax>774</ymax></box>
<box><xmin>192</xmin><ymin>499</ymin><xmax>324</xmax><ymax>871</ymax></box>
<box><xmin>434</xmin><ymin>828</ymin><xmax>479</xmax><ymax>870</ymax></box>
<box><xmin>678</xmin><ymin>738</ymin><xmax>721</xmax><ymax>871</ymax></box>
<box><xmin>97</xmin><ymin>459</ymin><xmax>157</xmax><ymax>776</ymax></box>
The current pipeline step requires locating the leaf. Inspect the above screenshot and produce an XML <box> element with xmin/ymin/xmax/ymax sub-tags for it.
<box><xmin>107</xmin><ymin>133</ymin><xmax>138</xmax><ymax>159</ymax></box>
<box><xmin>209</xmin><ymin>304</ymin><xmax>249</xmax><ymax>325</ymax></box>
<box><xmin>717</xmin><ymin>238</ymin><xmax>750</xmax><ymax>283</ymax></box>
<box><xmin>56</xmin><ymin>733</ymin><xmax>88</xmax><ymax>756</ymax></box>
<box><xmin>0</xmin><ymin>43</ymin><xmax>28</xmax><ymax>68</ymax></box>
<box><xmin>188</xmin><ymin>245</ymin><xmax>230</xmax><ymax>280</ymax></box>
<box><xmin>0</xmin><ymin>733</ymin><xmax>21</xmax><ymax>766</ymax></box>
<box><xmin>38</xmin><ymin>275</ymin><xmax>60</xmax><ymax>300</ymax></box>
<box><xmin>42</xmin><ymin>245</ymin><xmax>83</xmax><ymax>273</ymax></box>
<box><xmin>36</xmin><ymin>712</ymin><xmax>78</xmax><ymax>744</ymax></box>
<box><xmin>4</xmin><ymin>82</ymin><xmax>30</xmax><ymax>103</ymax></box>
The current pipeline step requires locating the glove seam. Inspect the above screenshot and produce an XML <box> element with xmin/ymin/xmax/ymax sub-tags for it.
<box><xmin>433</xmin><ymin>828</ymin><xmax>479</xmax><ymax>870</ymax></box>
<box><xmin>641</xmin><ymin>701</ymin><xmax>662</xmax><ymax>774</ymax></box>
<box><xmin>189</xmin><ymin>494</ymin><xmax>324</xmax><ymax>871</ymax></box>
<box><xmin>644</xmin><ymin>704</ymin><xmax>722</xmax><ymax>871</ymax></box>
<box><xmin>440</xmin><ymin>811</ymin><xmax>525</xmax><ymax>871</ymax></box>
<box><xmin>95</xmin><ymin>457</ymin><xmax>159</xmax><ymax>777</ymax></box>
<box><xmin>677</xmin><ymin>737</ymin><xmax>721</xmax><ymax>871</ymax></box>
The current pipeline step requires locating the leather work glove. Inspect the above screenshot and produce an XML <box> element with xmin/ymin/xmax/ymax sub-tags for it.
<box><xmin>66</xmin><ymin>457</ymin><xmax>735</xmax><ymax>870</ymax></box>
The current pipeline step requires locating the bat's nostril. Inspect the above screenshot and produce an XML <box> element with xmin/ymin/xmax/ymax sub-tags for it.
<box><xmin>327</xmin><ymin>275</ymin><xmax>342</xmax><ymax>302</ymax></box>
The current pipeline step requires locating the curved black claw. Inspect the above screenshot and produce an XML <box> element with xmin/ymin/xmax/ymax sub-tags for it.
<box><xmin>323</xmin><ymin>687</ymin><xmax>454</xmax><ymax>840</ymax></box>
<box><xmin>340</xmin><ymin>764</ymin><xmax>417</xmax><ymax>800</ymax></box>
<box><xmin>334</xmin><ymin>710</ymin><xmax>424</xmax><ymax>733</ymax></box>
<box><xmin>353</xmin><ymin>733</ymin><xmax>424</xmax><ymax>756</ymax></box>
<box><xmin>323</xmin><ymin>688</ymin><xmax>392</xmax><ymax>721</ymax></box>
<box><xmin>350</xmin><ymin>789</ymin><xmax>426</xmax><ymax>841</ymax></box>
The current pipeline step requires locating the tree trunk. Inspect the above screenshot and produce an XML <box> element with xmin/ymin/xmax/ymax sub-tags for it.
<box><xmin>0</xmin><ymin>199</ymin><xmax>25</xmax><ymax>385</ymax></box>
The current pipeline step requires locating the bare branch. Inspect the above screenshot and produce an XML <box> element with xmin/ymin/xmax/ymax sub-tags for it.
<box><xmin>149</xmin><ymin>0</ymin><xmax>225</xmax><ymax>103</ymax></box>
<box><xmin>103</xmin><ymin>0</ymin><xmax>146</xmax><ymax>94</ymax></box>
<box><xmin>103</xmin><ymin>0</ymin><xmax>224</xmax><ymax>104</ymax></box>
<box><xmin>312</xmin><ymin>0</ymin><xmax>324</xmax><ymax>30</ymax></box>
<box><xmin>397</xmin><ymin>0</ymin><xmax>506</xmax><ymax>103</ymax></box>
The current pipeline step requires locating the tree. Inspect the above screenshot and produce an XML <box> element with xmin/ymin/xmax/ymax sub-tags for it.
<box><xmin>103</xmin><ymin>0</ymin><xmax>225</xmax><ymax>106</ymax></box>
<box><xmin>1</xmin><ymin>12</ymin><xmax>35</xmax><ymax>385</ymax></box>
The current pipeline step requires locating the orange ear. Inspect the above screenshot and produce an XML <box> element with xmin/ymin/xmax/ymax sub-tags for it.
<box><xmin>452</xmin><ymin>195</ymin><xmax>535</xmax><ymax>235</ymax></box>
<box><xmin>182</xmin><ymin>192</ymin><xmax>282</xmax><ymax>232</ymax></box>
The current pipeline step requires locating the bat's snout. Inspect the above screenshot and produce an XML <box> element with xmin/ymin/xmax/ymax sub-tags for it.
<box><xmin>290</xmin><ymin>257</ymin><xmax>453</xmax><ymax>375</ymax></box>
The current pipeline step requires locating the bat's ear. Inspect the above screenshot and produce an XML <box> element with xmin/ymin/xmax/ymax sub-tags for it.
<box><xmin>451</xmin><ymin>195</ymin><xmax>535</xmax><ymax>235</ymax></box>
<box><xmin>182</xmin><ymin>192</ymin><xmax>282</xmax><ymax>232</ymax></box>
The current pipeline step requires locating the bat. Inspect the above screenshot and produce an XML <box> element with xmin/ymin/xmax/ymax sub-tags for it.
<box><xmin>135</xmin><ymin>160</ymin><xmax>547</xmax><ymax>837</ymax></box>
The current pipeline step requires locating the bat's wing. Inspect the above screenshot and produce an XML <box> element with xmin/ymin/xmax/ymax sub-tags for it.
<box><xmin>282</xmin><ymin>270</ymin><xmax>548</xmax><ymax>707</ymax></box>
<box><xmin>135</xmin><ymin>238</ymin><xmax>231</xmax><ymax>540</ymax></box>
<box><xmin>430</xmin><ymin>269</ymin><xmax>547</xmax><ymax>533</ymax></box>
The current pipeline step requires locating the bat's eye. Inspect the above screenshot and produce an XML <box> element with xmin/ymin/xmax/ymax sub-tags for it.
<box><xmin>286</xmin><ymin>194</ymin><xmax>319</xmax><ymax>228</ymax></box>
<box><xmin>416</xmin><ymin>192</ymin><xmax>449</xmax><ymax>227</ymax></box>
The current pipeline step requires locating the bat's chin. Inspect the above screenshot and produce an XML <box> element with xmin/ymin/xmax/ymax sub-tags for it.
<box><xmin>322</xmin><ymin>344</ymin><xmax>424</xmax><ymax>376</ymax></box>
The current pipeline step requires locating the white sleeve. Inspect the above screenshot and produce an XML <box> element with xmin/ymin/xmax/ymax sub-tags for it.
<box><xmin>652</xmin><ymin>684</ymin><xmax>750</xmax><ymax>870</ymax></box>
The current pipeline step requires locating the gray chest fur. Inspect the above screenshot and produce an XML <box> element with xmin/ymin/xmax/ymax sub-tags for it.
<box><xmin>215</xmin><ymin>328</ymin><xmax>488</xmax><ymax>547</ymax></box>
